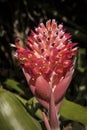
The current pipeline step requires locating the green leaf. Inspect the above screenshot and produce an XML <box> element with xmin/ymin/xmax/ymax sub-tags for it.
<box><xmin>0</xmin><ymin>89</ymin><xmax>42</xmax><ymax>130</ymax></box>
<box><xmin>16</xmin><ymin>95</ymin><xmax>87</xmax><ymax>125</ymax></box>
<box><xmin>26</xmin><ymin>97</ymin><xmax>43</xmax><ymax>120</ymax></box>
<box><xmin>59</xmin><ymin>99</ymin><xmax>87</xmax><ymax>125</ymax></box>
<box><xmin>4</xmin><ymin>79</ymin><xmax>25</xmax><ymax>95</ymax></box>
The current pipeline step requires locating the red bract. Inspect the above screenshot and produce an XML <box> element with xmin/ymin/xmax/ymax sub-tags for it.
<box><xmin>16</xmin><ymin>19</ymin><xmax>78</xmax><ymax>110</ymax></box>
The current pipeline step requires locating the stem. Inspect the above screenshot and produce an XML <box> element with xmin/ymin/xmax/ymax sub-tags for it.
<box><xmin>42</xmin><ymin>112</ymin><xmax>51</xmax><ymax>130</ymax></box>
<box><xmin>49</xmin><ymin>90</ymin><xmax>60</xmax><ymax>130</ymax></box>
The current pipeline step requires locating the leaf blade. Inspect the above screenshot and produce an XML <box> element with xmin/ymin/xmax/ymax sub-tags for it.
<box><xmin>59</xmin><ymin>99</ymin><xmax>87</xmax><ymax>125</ymax></box>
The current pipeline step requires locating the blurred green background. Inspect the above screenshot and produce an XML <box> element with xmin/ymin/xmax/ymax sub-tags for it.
<box><xmin>0</xmin><ymin>0</ymin><xmax>87</xmax><ymax>129</ymax></box>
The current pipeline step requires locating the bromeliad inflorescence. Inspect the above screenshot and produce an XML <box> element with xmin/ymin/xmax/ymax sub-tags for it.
<box><xmin>16</xmin><ymin>19</ymin><xmax>78</xmax><ymax>130</ymax></box>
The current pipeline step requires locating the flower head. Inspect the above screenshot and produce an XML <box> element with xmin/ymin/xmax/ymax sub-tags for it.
<box><xmin>16</xmin><ymin>19</ymin><xmax>78</xmax><ymax>109</ymax></box>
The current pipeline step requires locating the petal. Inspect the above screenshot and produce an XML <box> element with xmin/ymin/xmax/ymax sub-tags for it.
<box><xmin>35</xmin><ymin>76</ymin><xmax>51</xmax><ymax>102</ymax></box>
<box><xmin>46</xmin><ymin>20</ymin><xmax>51</xmax><ymax>30</ymax></box>
<box><xmin>29</xmin><ymin>85</ymin><xmax>36</xmax><ymax>95</ymax></box>
<box><xmin>16</xmin><ymin>43</ymin><xmax>25</xmax><ymax>52</ymax></box>
<box><xmin>51</xmin><ymin>19</ymin><xmax>57</xmax><ymax>31</ymax></box>
<box><xmin>36</xmin><ymin>97</ymin><xmax>49</xmax><ymax>109</ymax></box>
<box><xmin>39</xmin><ymin>23</ymin><xmax>46</xmax><ymax>32</ymax></box>
<box><xmin>22</xmin><ymin>68</ymin><xmax>31</xmax><ymax>84</ymax></box>
<box><xmin>54</xmin><ymin>68</ymin><xmax>74</xmax><ymax>105</ymax></box>
<box><xmin>22</xmin><ymin>68</ymin><xmax>35</xmax><ymax>94</ymax></box>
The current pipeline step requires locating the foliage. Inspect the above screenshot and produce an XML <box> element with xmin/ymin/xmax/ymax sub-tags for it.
<box><xmin>0</xmin><ymin>0</ymin><xmax>87</xmax><ymax>130</ymax></box>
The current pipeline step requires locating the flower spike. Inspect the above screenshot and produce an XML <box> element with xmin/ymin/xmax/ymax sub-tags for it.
<box><xmin>16</xmin><ymin>19</ymin><xmax>78</xmax><ymax>130</ymax></box>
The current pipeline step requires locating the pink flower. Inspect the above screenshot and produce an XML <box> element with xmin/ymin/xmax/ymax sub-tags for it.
<box><xmin>16</xmin><ymin>19</ymin><xmax>78</xmax><ymax>110</ymax></box>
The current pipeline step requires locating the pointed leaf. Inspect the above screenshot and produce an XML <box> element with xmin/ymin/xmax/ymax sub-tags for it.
<box><xmin>4</xmin><ymin>79</ymin><xmax>25</xmax><ymax>95</ymax></box>
<box><xmin>59</xmin><ymin>98</ymin><xmax>87</xmax><ymax>125</ymax></box>
<box><xmin>0</xmin><ymin>89</ymin><xmax>42</xmax><ymax>130</ymax></box>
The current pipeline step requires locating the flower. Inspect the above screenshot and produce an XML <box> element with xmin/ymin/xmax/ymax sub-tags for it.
<box><xmin>16</xmin><ymin>19</ymin><xmax>78</xmax><ymax>110</ymax></box>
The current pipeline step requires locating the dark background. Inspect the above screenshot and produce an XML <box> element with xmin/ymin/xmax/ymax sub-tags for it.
<box><xmin>0</xmin><ymin>0</ymin><xmax>87</xmax><ymax>129</ymax></box>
